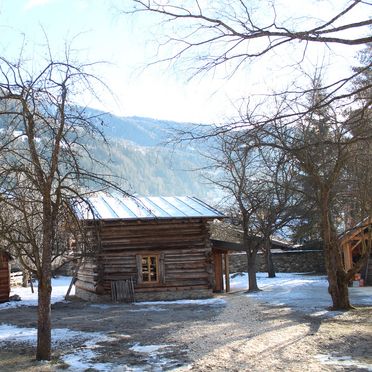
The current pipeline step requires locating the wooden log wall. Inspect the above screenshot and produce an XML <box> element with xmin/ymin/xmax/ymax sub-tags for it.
<box><xmin>75</xmin><ymin>218</ymin><xmax>214</xmax><ymax>299</ymax></box>
<box><xmin>0</xmin><ymin>253</ymin><xmax>10</xmax><ymax>303</ymax></box>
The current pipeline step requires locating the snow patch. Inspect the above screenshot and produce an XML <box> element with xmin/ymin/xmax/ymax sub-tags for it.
<box><xmin>230</xmin><ymin>272</ymin><xmax>372</xmax><ymax>316</ymax></box>
<box><xmin>128</xmin><ymin>343</ymin><xmax>181</xmax><ymax>370</ymax></box>
<box><xmin>0</xmin><ymin>323</ymin><xmax>116</xmax><ymax>371</ymax></box>
<box><xmin>129</xmin><ymin>306</ymin><xmax>166</xmax><ymax>312</ymax></box>
<box><xmin>315</xmin><ymin>354</ymin><xmax>372</xmax><ymax>370</ymax></box>
<box><xmin>0</xmin><ymin>276</ymin><xmax>74</xmax><ymax>310</ymax></box>
<box><xmin>89</xmin><ymin>304</ymin><xmax>116</xmax><ymax>310</ymax></box>
<box><xmin>0</xmin><ymin>324</ymin><xmax>112</xmax><ymax>348</ymax></box>
<box><xmin>130</xmin><ymin>343</ymin><xmax>173</xmax><ymax>353</ymax></box>
<box><xmin>62</xmin><ymin>349</ymin><xmax>115</xmax><ymax>372</ymax></box>
<box><xmin>135</xmin><ymin>298</ymin><xmax>226</xmax><ymax>306</ymax></box>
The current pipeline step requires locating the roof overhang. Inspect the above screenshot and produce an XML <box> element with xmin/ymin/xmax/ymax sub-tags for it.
<box><xmin>77</xmin><ymin>193</ymin><xmax>225</xmax><ymax>221</ymax></box>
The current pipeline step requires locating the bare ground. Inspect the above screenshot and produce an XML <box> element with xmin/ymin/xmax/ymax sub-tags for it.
<box><xmin>0</xmin><ymin>292</ymin><xmax>371</xmax><ymax>371</ymax></box>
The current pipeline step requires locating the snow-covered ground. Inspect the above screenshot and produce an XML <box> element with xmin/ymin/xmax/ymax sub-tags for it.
<box><xmin>229</xmin><ymin>272</ymin><xmax>372</xmax><ymax>315</ymax></box>
<box><xmin>0</xmin><ymin>274</ymin><xmax>371</xmax><ymax>371</ymax></box>
<box><xmin>0</xmin><ymin>276</ymin><xmax>74</xmax><ymax>310</ymax></box>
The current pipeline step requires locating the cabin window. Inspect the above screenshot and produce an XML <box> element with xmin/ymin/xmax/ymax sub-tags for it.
<box><xmin>141</xmin><ymin>255</ymin><xmax>159</xmax><ymax>283</ymax></box>
<box><xmin>136</xmin><ymin>253</ymin><xmax>164</xmax><ymax>285</ymax></box>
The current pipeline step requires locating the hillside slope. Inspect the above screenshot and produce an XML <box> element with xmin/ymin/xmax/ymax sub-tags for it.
<box><xmin>0</xmin><ymin>107</ymin><xmax>216</xmax><ymax>199</ymax></box>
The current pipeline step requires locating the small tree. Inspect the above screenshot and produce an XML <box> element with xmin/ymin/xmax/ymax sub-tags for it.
<box><xmin>0</xmin><ymin>51</ymin><xmax>122</xmax><ymax>360</ymax></box>
<box><xmin>208</xmin><ymin>133</ymin><xmax>270</xmax><ymax>291</ymax></box>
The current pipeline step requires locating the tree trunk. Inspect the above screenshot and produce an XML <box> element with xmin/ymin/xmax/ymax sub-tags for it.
<box><xmin>320</xmin><ymin>191</ymin><xmax>352</xmax><ymax>310</ymax></box>
<box><xmin>36</xmin><ymin>270</ymin><xmax>52</xmax><ymax>360</ymax></box>
<box><xmin>264</xmin><ymin>238</ymin><xmax>276</xmax><ymax>278</ymax></box>
<box><xmin>36</xmin><ymin>204</ymin><xmax>53</xmax><ymax>361</ymax></box>
<box><xmin>22</xmin><ymin>270</ymin><xmax>29</xmax><ymax>287</ymax></box>
<box><xmin>324</xmin><ymin>239</ymin><xmax>351</xmax><ymax>310</ymax></box>
<box><xmin>266</xmin><ymin>248</ymin><xmax>276</xmax><ymax>278</ymax></box>
<box><xmin>246</xmin><ymin>250</ymin><xmax>260</xmax><ymax>292</ymax></box>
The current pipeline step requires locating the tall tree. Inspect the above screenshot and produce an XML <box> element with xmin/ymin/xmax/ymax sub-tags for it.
<box><xmin>0</xmin><ymin>52</ymin><xmax>122</xmax><ymax>360</ymax></box>
<box><xmin>343</xmin><ymin>44</ymin><xmax>372</xmax><ymax>225</ymax></box>
<box><xmin>251</xmin><ymin>74</ymin><xmax>371</xmax><ymax>309</ymax></box>
<box><xmin>126</xmin><ymin>0</ymin><xmax>371</xmax><ymax>309</ymax></box>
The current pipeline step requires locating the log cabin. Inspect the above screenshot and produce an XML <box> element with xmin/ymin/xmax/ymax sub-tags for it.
<box><xmin>0</xmin><ymin>250</ymin><xmax>11</xmax><ymax>303</ymax></box>
<box><xmin>75</xmin><ymin>194</ymin><xmax>225</xmax><ymax>302</ymax></box>
<box><xmin>340</xmin><ymin>217</ymin><xmax>372</xmax><ymax>286</ymax></box>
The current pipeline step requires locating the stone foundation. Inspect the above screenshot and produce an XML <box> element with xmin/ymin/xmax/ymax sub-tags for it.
<box><xmin>229</xmin><ymin>250</ymin><xmax>325</xmax><ymax>274</ymax></box>
<box><xmin>75</xmin><ymin>287</ymin><xmax>111</xmax><ymax>302</ymax></box>
<box><xmin>75</xmin><ymin>286</ymin><xmax>213</xmax><ymax>303</ymax></box>
<box><xmin>134</xmin><ymin>288</ymin><xmax>213</xmax><ymax>302</ymax></box>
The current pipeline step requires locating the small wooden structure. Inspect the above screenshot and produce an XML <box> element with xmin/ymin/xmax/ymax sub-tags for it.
<box><xmin>340</xmin><ymin>218</ymin><xmax>372</xmax><ymax>286</ymax></box>
<box><xmin>211</xmin><ymin>240</ymin><xmax>246</xmax><ymax>293</ymax></box>
<box><xmin>0</xmin><ymin>250</ymin><xmax>12</xmax><ymax>303</ymax></box>
<box><xmin>210</xmin><ymin>236</ymin><xmax>295</xmax><ymax>292</ymax></box>
<box><xmin>75</xmin><ymin>194</ymin><xmax>224</xmax><ymax>302</ymax></box>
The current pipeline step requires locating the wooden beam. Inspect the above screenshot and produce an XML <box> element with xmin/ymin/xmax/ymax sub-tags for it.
<box><xmin>224</xmin><ymin>253</ymin><xmax>230</xmax><ymax>293</ymax></box>
<box><xmin>350</xmin><ymin>240</ymin><xmax>362</xmax><ymax>252</ymax></box>
<box><xmin>343</xmin><ymin>242</ymin><xmax>353</xmax><ymax>271</ymax></box>
<box><xmin>340</xmin><ymin>223</ymin><xmax>371</xmax><ymax>243</ymax></box>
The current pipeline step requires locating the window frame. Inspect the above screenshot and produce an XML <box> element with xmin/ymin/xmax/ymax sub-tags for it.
<box><xmin>136</xmin><ymin>253</ymin><xmax>164</xmax><ymax>285</ymax></box>
<box><xmin>141</xmin><ymin>254</ymin><xmax>159</xmax><ymax>283</ymax></box>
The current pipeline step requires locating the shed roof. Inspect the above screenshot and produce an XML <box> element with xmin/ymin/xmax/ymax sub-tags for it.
<box><xmin>339</xmin><ymin>216</ymin><xmax>371</xmax><ymax>241</ymax></box>
<box><xmin>79</xmin><ymin>193</ymin><xmax>224</xmax><ymax>221</ymax></box>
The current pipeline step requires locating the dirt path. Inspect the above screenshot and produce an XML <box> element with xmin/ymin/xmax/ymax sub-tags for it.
<box><xmin>174</xmin><ymin>293</ymin><xmax>372</xmax><ymax>371</ymax></box>
<box><xmin>0</xmin><ymin>293</ymin><xmax>371</xmax><ymax>371</ymax></box>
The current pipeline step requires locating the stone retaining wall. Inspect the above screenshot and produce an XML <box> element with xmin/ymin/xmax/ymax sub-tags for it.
<box><xmin>229</xmin><ymin>250</ymin><xmax>325</xmax><ymax>274</ymax></box>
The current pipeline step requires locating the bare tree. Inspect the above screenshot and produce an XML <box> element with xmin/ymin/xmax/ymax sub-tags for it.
<box><xmin>251</xmin><ymin>149</ymin><xmax>303</xmax><ymax>278</ymax></box>
<box><xmin>127</xmin><ymin>1</ymin><xmax>371</xmax><ymax>106</ymax></box>
<box><xmin>0</xmin><ymin>51</ymin><xmax>123</xmax><ymax>360</ymax></box>
<box><xmin>129</xmin><ymin>1</ymin><xmax>371</xmax><ymax>63</ymax></box>
<box><xmin>207</xmin><ymin>133</ymin><xmax>264</xmax><ymax>291</ymax></box>
<box><xmin>126</xmin><ymin>0</ymin><xmax>371</xmax><ymax>142</ymax></box>
<box><xmin>207</xmin><ymin>133</ymin><xmax>301</xmax><ymax>287</ymax></box>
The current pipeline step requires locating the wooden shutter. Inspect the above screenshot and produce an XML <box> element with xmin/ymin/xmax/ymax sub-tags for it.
<box><xmin>136</xmin><ymin>255</ymin><xmax>143</xmax><ymax>284</ymax></box>
<box><xmin>159</xmin><ymin>252</ymin><xmax>165</xmax><ymax>284</ymax></box>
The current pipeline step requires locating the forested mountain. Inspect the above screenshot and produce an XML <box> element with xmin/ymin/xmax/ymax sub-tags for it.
<box><xmin>90</xmin><ymin>111</ymin><xmax>216</xmax><ymax>199</ymax></box>
<box><xmin>0</xmin><ymin>106</ymin><xmax>216</xmax><ymax>199</ymax></box>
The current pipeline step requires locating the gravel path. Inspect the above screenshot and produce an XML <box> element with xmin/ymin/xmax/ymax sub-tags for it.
<box><xmin>173</xmin><ymin>293</ymin><xmax>372</xmax><ymax>372</ymax></box>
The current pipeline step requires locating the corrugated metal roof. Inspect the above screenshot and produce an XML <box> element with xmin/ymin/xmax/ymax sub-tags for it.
<box><xmin>79</xmin><ymin>193</ymin><xmax>224</xmax><ymax>220</ymax></box>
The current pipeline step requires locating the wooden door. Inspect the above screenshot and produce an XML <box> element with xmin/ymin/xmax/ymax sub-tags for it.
<box><xmin>213</xmin><ymin>251</ymin><xmax>224</xmax><ymax>292</ymax></box>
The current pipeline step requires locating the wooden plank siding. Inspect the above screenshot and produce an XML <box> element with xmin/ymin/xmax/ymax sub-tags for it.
<box><xmin>75</xmin><ymin>218</ymin><xmax>215</xmax><ymax>301</ymax></box>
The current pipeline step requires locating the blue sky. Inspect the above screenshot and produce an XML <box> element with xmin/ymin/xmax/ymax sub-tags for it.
<box><xmin>0</xmin><ymin>0</ymin><xmax>368</xmax><ymax>124</ymax></box>
<box><xmin>1</xmin><ymin>0</ymin><xmax>226</xmax><ymax>123</ymax></box>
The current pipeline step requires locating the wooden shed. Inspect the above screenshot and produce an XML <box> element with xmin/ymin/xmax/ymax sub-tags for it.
<box><xmin>75</xmin><ymin>194</ymin><xmax>224</xmax><ymax>302</ymax></box>
<box><xmin>0</xmin><ymin>250</ymin><xmax>12</xmax><ymax>303</ymax></box>
<box><xmin>340</xmin><ymin>218</ymin><xmax>372</xmax><ymax>286</ymax></box>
